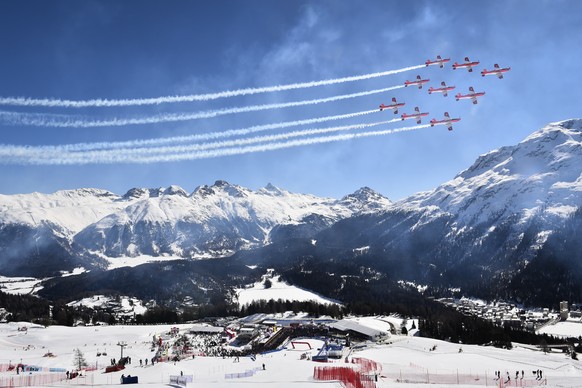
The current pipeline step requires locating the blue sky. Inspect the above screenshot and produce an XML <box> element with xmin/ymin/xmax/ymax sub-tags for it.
<box><xmin>1</xmin><ymin>0</ymin><xmax>581</xmax><ymax>200</ymax></box>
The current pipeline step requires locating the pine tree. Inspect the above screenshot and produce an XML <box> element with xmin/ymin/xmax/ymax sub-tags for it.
<box><xmin>73</xmin><ymin>348</ymin><xmax>88</xmax><ymax>371</ymax></box>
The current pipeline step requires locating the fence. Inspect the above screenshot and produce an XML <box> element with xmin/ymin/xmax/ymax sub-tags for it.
<box><xmin>169</xmin><ymin>374</ymin><xmax>193</xmax><ymax>386</ymax></box>
<box><xmin>225</xmin><ymin>367</ymin><xmax>262</xmax><ymax>379</ymax></box>
<box><xmin>387</xmin><ymin>369</ymin><xmax>546</xmax><ymax>386</ymax></box>
<box><xmin>0</xmin><ymin>373</ymin><xmax>67</xmax><ymax>387</ymax></box>
<box><xmin>314</xmin><ymin>366</ymin><xmax>376</xmax><ymax>388</ymax></box>
<box><xmin>351</xmin><ymin>357</ymin><xmax>382</xmax><ymax>374</ymax></box>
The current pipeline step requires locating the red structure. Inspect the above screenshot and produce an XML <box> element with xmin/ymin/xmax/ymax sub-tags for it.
<box><xmin>290</xmin><ymin>341</ymin><xmax>312</xmax><ymax>350</ymax></box>
<box><xmin>351</xmin><ymin>357</ymin><xmax>382</xmax><ymax>374</ymax></box>
<box><xmin>313</xmin><ymin>366</ymin><xmax>376</xmax><ymax>388</ymax></box>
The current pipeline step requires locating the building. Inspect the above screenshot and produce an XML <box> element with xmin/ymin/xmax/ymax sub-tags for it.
<box><xmin>560</xmin><ymin>301</ymin><xmax>569</xmax><ymax>321</ymax></box>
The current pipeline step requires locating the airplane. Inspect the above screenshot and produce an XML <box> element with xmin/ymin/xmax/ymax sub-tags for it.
<box><xmin>430</xmin><ymin>112</ymin><xmax>461</xmax><ymax>131</ymax></box>
<box><xmin>425</xmin><ymin>55</ymin><xmax>451</xmax><ymax>68</ymax></box>
<box><xmin>455</xmin><ymin>86</ymin><xmax>485</xmax><ymax>104</ymax></box>
<box><xmin>428</xmin><ymin>81</ymin><xmax>456</xmax><ymax>97</ymax></box>
<box><xmin>401</xmin><ymin>106</ymin><xmax>429</xmax><ymax>124</ymax></box>
<box><xmin>379</xmin><ymin>97</ymin><xmax>405</xmax><ymax>114</ymax></box>
<box><xmin>481</xmin><ymin>63</ymin><xmax>511</xmax><ymax>79</ymax></box>
<box><xmin>404</xmin><ymin>75</ymin><xmax>430</xmax><ymax>89</ymax></box>
<box><xmin>452</xmin><ymin>57</ymin><xmax>480</xmax><ymax>72</ymax></box>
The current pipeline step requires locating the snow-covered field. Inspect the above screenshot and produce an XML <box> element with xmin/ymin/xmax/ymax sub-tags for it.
<box><xmin>236</xmin><ymin>274</ymin><xmax>340</xmax><ymax>306</ymax></box>
<box><xmin>1</xmin><ymin>321</ymin><xmax>581</xmax><ymax>388</ymax></box>
<box><xmin>537</xmin><ymin>318</ymin><xmax>582</xmax><ymax>338</ymax></box>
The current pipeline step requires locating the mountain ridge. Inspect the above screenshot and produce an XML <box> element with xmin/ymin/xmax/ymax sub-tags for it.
<box><xmin>2</xmin><ymin>118</ymin><xmax>582</xmax><ymax>306</ymax></box>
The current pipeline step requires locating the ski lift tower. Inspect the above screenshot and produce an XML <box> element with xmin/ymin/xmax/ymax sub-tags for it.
<box><xmin>117</xmin><ymin>341</ymin><xmax>127</xmax><ymax>361</ymax></box>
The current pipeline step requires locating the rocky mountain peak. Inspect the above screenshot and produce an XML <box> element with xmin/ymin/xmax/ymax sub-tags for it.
<box><xmin>339</xmin><ymin>186</ymin><xmax>391</xmax><ymax>213</ymax></box>
<box><xmin>163</xmin><ymin>185</ymin><xmax>188</xmax><ymax>197</ymax></box>
<box><xmin>122</xmin><ymin>187</ymin><xmax>164</xmax><ymax>199</ymax></box>
<box><xmin>258</xmin><ymin>183</ymin><xmax>286</xmax><ymax>196</ymax></box>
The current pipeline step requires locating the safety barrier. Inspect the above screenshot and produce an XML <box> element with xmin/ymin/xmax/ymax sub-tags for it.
<box><xmin>169</xmin><ymin>374</ymin><xmax>193</xmax><ymax>386</ymax></box>
<box><xmin>388</xmin><ymin>369</ymin><xmax>544</xmax><ymax>386</ymax></box>
<box><xmin>0</xmin><ymin>364</ymin><xmax>67</xmax><ymax>373</ymax></box>
<box><xmin>313</xmin><ymin>366</ymin><xmax>376</xmax><ymax>388</ymax></box>
<box><xmin>351</xmin><ymin>357</ymin><xmax>382</xmax><ymax>374</ymax></box>
<box><xmin>224</xmin><ymin>367</ymin><xmax>262</xmax><ymax>379</ymax></box>
<box><xmin>0</xmin><ymin>373</ymin><xmax>67</xmax><ymax>387</ymax></box>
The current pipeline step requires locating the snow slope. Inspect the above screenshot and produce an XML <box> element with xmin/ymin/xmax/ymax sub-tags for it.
<box><xmin>236</xmin><ymin>274</ymin><xmax>340</xmax><ymax>306</ymax></box>
<box><xmin>403</xmin><ymin>119</ymin><xmax>582</xmax><ymax>227</ymax></box>
<box><xmin>0</xmin><ymin>321</ymin><xmax>580</xmax><ymax>388</ymax></box>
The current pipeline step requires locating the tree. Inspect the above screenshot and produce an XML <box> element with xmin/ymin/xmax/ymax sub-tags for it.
<box><xmin>73</xmin><ymin>348</ymin><xmax>87</xmax><ymax>371</ymax></box>
<box><xmin>264</xmin><ymin>279</ymin><xmax>272</xmax><ymax>289</ymax></box>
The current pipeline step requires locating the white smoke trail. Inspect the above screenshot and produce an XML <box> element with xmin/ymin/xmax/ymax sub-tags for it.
<box><xmin>1</xmin><ymin>109</ymin><xmax>379</xmax><ymax>153</ymax></box>
<box><xmin>0</xmin><ymin>64</ymin><xmax>423</xmax><ymax>108</ymax></box>
<box><xmin>0</xmin><ymin>123</ymin><xmax>429</xmax><ymax>165</ymax></box>
<box><xmin>8</xmin><ymin>118</ymin><xmax>401</xmax><ymax>161</ymax></box>
<box><xmin>134</xmin><ymin>123</ymin><xmax>432</xmax><ymax>163</ymax></box>
<box><xmin>0</xmin><ymin>86</ymin><xmax>403</xmax><ymax>128</ymax></box>
<box><xmin>0</xmin><ymin>118</ymin><xmax>400</xmax><ymax>160</ymax></box>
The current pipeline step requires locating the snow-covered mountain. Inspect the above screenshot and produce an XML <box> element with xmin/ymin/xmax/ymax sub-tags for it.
<box><xmin>0</xmin><ymin>180</ymin><xmax>390</xmax><ymax>275</ymax></box>
<box><xmin>2</xmin><ymin>119</ymin><xmax>582</xmax><ymax>306</ymax></box>
<box><xmin>400</xmin><ymin>119</ymin><xmax>582</xmax><ymax>260</ymax></box>
<box><xmin>406</xmin><ymin>118</ymin><xmax>582</xmax><ymax>226</ymax></box>
<box><xmin>310</xmin><ymin>119</ymin><xmax>582</xmax><ymax>301</ymax></box>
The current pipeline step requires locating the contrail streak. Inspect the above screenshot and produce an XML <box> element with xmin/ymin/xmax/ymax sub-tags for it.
<box><xmin>0</xmin><ymin>123</ymin><xmax>429</xmax><ymax>165</ymax></box>
<box><xmin>0</xmin><ymin>64</ymin><xmax>423</xmax><ymax>108</ymax></box>
<box><xmin>133</xmin><ymin>124</ymin><xmax>432</xmax><ymax>164</ymax></box>
<box><xmin>4</xmin><ymin>118</ymin><xmax>401</xmax><ymax>161</ymax></box>
<box><xmin>1</xmin><ymin>109</ymin><xmax>379</xmax><ymax>152</ymax></box>
<box><xmin>0</xmin><ymin>86</ymin><xmax>403</xmax><ymax>128</ymax></box>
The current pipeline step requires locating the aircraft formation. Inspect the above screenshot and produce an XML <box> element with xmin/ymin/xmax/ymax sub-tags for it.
<box><xmin>380</xmin><ymin>55</ymin><xmax>511</xmax><ymax>131</ymax></box>
<box><xmin>0</xmin><ymin>56</ymin><xmax>511</xmax><ymax>165</ymax></box>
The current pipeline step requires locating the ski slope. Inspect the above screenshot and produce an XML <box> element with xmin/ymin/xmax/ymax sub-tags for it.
<box><xmin>0</xmin><ymin>321</ymin><xmax>581</xmax><ymax>388</ymax></box>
